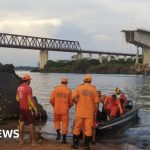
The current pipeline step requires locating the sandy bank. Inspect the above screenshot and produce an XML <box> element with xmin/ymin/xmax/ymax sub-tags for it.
<box><xmin>0</xmin><ymin>121</ymin><xmax>142</xmax><ymax>150</ymax></box>
<box><xmin>0</xmin><ymin>138</ymin><xmax>142</xmax><ymax>150</ymax></box>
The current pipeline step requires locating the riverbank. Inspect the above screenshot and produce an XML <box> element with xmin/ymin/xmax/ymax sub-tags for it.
<box><xmin>0</xmin><ymin>121</ymin><xmax>142</xmax><ymax>150</ymax></box>
<box><xmin>35</xmin><ymin>59</ymin><xmax>138</xmax><ymax>74</ymax></box>
<box><xmin>0</xmin><ymin>139</ymin><xmax>141</xmax><ymax>150</ymax></box>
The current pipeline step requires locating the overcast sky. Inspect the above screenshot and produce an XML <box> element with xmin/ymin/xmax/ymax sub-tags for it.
<box><xmin>0</xmin><ymin>0</ymin><xmax>149</xmax><ymax>66</ymax></box>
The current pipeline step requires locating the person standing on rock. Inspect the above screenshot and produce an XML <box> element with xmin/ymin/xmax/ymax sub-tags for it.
<box><xmin>50</xmin><ymin>78</ymin><xmax>73</xmax><ymax>144</ymax></box>
<box><xmin>16</xmin><ymin>74</ymin><xmax>38</xmax><ymax>145</ymax></box>
<box><xmin>71</xmin><ymin>74</ymin><xmax>99</xmax><ymax>150</ymax></box>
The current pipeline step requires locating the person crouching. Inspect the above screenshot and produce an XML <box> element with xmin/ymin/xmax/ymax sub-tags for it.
<box><xmin>104</xmin><ymin>94</ymin><xmax>123</xmax><ymax>120</ymax></box>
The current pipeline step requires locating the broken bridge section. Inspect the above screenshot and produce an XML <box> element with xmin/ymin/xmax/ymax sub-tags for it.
<box><xmin>122</xmin><ymin>29</ymin><xmax>150</xmax><ymax>66</ymax></box>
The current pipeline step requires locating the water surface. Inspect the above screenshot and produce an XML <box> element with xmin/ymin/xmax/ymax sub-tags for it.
<box><xmin>16</xmin><ymin>72</ymin><xmax>150</xmax><ymax>149</ymax></box>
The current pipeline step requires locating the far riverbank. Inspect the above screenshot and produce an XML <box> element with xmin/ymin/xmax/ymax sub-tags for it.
<box><xmin>33</xmin><ymin>59</ymin><xmax>137</xmax><ymax>74</ymax></box>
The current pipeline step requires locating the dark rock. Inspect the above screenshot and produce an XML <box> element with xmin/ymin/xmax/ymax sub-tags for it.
<box><xmin>33</xmin><ymin>96</ymin><xmax>47</xmax><ymax>121</ymax></box>
<box><xmin>0</xmin><ymin>63</ymin><xmax>47</xmax><ymax>121</ymax></box>
<box><xmin>0</xmin><ymin>64</ymin><xmax>22</xmax><ymax>119</ymax></box>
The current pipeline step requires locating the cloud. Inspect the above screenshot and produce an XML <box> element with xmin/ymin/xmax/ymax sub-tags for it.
<box><xmin>94</xmin><ymin>34</ymin><xmax>112</xmax><ymax>42</ymax></box>
<box><xmin>0</xmin><ymin>0</ymin><xmax>150</xmax><ymax>66</ymax></box>
<box><xmin>0</xmin><ymin>18</ymin><xmax>62</xmax><ymax>36</ymax></box>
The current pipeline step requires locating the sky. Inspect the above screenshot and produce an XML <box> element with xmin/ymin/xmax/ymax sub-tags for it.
<box><xmin>0</xmin><ymin>0</ymin><xmax>149</xmax><ymax>66</ymax></box>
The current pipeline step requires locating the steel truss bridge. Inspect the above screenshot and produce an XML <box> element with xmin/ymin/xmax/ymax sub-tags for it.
<box><xmin>0</xmin><ymin>32</ymin><xmax>138</xmax><ymax>56</ymax></box>
<box><xmin>0</xmin><ymin>33</ymin><xmax>81</xmax><ymax>52</ymax></box>
<box><xmin>0</xmin><ymin>32</ymin><xmax>139</xmax><ymax>68</ymax></box>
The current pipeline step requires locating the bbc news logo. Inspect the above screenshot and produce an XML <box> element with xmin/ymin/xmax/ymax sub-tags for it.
<box><xmin>0</xmin><ymin>129</ymin><xmax>19</xmax><ymax>139</ymax></box>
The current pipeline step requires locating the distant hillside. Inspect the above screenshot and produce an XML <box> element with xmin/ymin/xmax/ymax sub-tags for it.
<box><xmin>41</xmin><ymin>58</ymin><xmax>136</xmax><ymax>74</ymax></box>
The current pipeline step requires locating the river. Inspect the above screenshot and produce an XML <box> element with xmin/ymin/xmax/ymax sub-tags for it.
<box><xmin>16</xmin><ymin>71</ymin><xmax>150</xmax><ymax>150</ymax></box>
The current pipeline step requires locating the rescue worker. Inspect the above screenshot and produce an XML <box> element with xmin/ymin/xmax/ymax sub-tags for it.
<box><xmin>72</xmin><ymin>74</ymin><xmax>99</xmax><ymax>150</ymax></box>
<box><xmin>16</xmin><ymin>74</ymin><xmax>38</xmax><ymax>145</ymax></box>
<box><xmin>50</xmin><ymin>78</ymin><xmax>72</xmax><ymax>144</ymax></box>
<box><xmin>115</xmin><ymin>88</ymin><xmax>127</xmax><ymax>112</ymax></box>
<box><xmin>115</xmin><ymin>88</ymin><xmax>127</xmax><ymax>107</ymax></box>
<box><xmin>104</xmin><ymin>94</ymin><xmax>123</xmax><ymax>119</ymax></box>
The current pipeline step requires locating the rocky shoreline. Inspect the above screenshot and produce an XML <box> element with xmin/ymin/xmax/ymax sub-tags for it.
<box><xmin>0</xmin><ymin>63</ymin><xmax>47</xmax><ymax>121</ymax></box>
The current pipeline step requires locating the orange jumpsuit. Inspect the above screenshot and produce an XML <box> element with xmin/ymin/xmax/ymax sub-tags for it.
<box><xmin>72</xmin><ymin>83</ymin><xmax>99</xmax><ymax>136</ymax></box>
<box><xmin>104</xmin><ymin>95</ymin><xmax>123</xmax><ymax>118</ymax></box>
<box><xmin>50</xmin><ymin>84</ymin><xmax>72</xmax><ymax>134</ymax></box>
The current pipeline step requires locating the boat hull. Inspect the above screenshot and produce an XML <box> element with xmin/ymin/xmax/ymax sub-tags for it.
<box><xmin>95</xmin><ymin>105</ymin><xmax>141</xmax><ymax>135</ymax></box>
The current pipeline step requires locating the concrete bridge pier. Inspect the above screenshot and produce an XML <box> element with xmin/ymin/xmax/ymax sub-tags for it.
<box><xmin>108</xmin><ymin>55</ymin><xmax>111</xmax><ymax>62</ymax></box>
<box><xmin>136</xmin><ymin>47</ymin><xmax>139</xmax><ymax>64</ymax></box>
<box><xmin>98</xmin><ymin>54</ymin><xmax>102</xmax><ymax>63</ymax></box>
<box><xmin>131</xmin><ymin>56</ymin><xmax>135</xmax><ymax>62</ymax></box>
<box><xmin>77</xmin><ymin>52</ymin><xmax>83</xmax><ymax>60</ymax></box>
<box><xmin>40</xmin><ymin>50</ymin><xmax>48</xmax><ymax>69</ymax></box>
<box><xmin>116</xmin><ymin>55</ymin><xmax>119</xmax><ymax>61</ymax></box>
<box><xmin>89</xmin><ymin>53</ymin><xmax>92</xmax><ymax>60</ymax></box>
<box><xmin>143</xmin><ymin>48</ymin><xmax>150</xmax><ymax>66</ymax></box>
<box><xmin>124</xmin><ymin>56</ymin><xmax>127</xmax><ymax>62</ymax></box>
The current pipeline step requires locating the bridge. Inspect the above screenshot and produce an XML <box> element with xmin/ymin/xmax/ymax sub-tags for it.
<box><xmin>0</xmin><ymin>32</ymin><xmax>138</xmax><ymax>69</ymax></box>
<box><xmin>122</xmin><ymin>28</ymin><xmax>150</xmax><ymax>66</ymax></box>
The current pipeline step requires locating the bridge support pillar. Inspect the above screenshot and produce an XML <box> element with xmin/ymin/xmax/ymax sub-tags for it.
<box><xmin>124</xmin><ymin>56</ymin><xmax>127</xmax><ymax>62</ymax></box>
<box><xmin>77</xmin><ymin>52</ymin><xmax>83</xmax><ymax>60</ymax></box>
<box><xmin>143</xmin><ymin>48</ymin><xmax>150</xmax><ymax>66</ymax></box>
<box><xmin>131</xmin><ymin>56</ymin><xmax>135</xmax><ymax>61</ymax></box>
<box><xmin>40</xmin><ymin>50</ymin><xmax>48</xmax><ymax>69</ymax></box>
<box><xmin>116</xmin><ymin>55</ymin><xmax>119</xmax><ymax>61</ymax></box>
<box><xmin>108</xmin><ymin>55</ymin><xmax>111</xmax><ymax>62</ymax></box>
<box><xmin>98</xmin><ymin>54</ymin><xmax>102</xmax><ymax>63</ymax></box>
<box><xmin>89</xmin><ymin>53</ymin><xmax>92</xmax><ymax>60</ymax></box>
<box><xmin>136</xmin><ymin>47</ymin><xmax>139</xmax><ymax>64</ymax></box>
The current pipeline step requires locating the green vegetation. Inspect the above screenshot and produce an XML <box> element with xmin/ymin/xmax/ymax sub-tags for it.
<box><xmin>42</xmin><ymin>58</ymin><xmax>135</xmax><ymax>74</ymax></box>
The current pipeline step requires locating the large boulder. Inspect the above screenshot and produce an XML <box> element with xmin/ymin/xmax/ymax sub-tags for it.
<box><xmin>0</xmin><ymin>64</ymin><xmax>21</xmax><ymax>119</ymax></box>
<box><xmin>0</xmin><ymin>63</ymin><xmax>47</xmax><ymax>121</ymax></box>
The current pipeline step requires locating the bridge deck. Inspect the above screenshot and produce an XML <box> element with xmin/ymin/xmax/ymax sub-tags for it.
<box><xmin>122</xmin><ymin>28</ymin><xmax>150</xmax><ymax>48</ymax></box>
<box><xmin>0</xmin><ymin>32</ymin><xmax>137</xmax><ymax>56</ymax></box>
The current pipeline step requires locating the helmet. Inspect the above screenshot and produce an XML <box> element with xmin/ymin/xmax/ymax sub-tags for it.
<box><xmin>115</xmin><ymin>87</ymin><xmax>121</xmax><ymax>94</ymax></box>
<box><xmin>22</xmin><ymin>74</ymin><xmax>32</xmax><ymax>81</ymax></box>
<box><xmin>61</xmin><ymin>78</ymin><xmax>68</xmax><ymax>83</ymax></box>
<box><xmin>83</xmin><ymin>74</ymin><xmax>92</xmax><ymax>82</ymax></box>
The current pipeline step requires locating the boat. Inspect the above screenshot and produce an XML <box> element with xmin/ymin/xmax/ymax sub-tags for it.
<box><xmin>95</xmin><ymin>105</ymin><xmax>141</xmax><ymax>134</ymax></box>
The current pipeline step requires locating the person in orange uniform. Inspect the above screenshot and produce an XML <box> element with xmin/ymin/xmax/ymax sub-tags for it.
<box><xmin>104</xmin><ymin>94</ymin><xmax>123</xmax><ymax>119</ymax></box>
<box><xmin>50</xmin><ymin>78</ymin><xmax>72</xmax><ymax>144</ymax></box>
<box><xmin>72</xmin><ymin>75</ymin><xmax>99</xmax><ymax>150</ymax></box>
<box><xmin>16</xmin><ymin>74</ymin><xmax>38</xmax><ymax>145</ymax></box>
<box><xmin>115</xmin><ymin>88</ymin><xmax>127</xmax><ymax>107</ymax></box>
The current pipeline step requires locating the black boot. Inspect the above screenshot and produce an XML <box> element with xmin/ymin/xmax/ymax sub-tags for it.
<box><xmin>83</xmin><ymin>136</ymin><xmax>91</xmax><ymax>150</ymax></box>
<box><xmin>62</xmin><ymin>134</ymin><xmax>67</xmax><ymax>144</ymax></box>
<box><xmin>71</xmin><ymin>135</ymin><xmax>79</xmax><ymax>149</ymax></box>
<box><xmin>56</xmin><ymin>129</ymin><xmax>61</xmax><ymax>140</ymax></box>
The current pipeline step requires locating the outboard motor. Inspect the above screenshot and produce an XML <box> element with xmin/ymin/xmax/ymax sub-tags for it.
<box><xmin>125</xmin><ymin>100</ymin><xmax>133</xmax><ymax>110</ymax></box>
